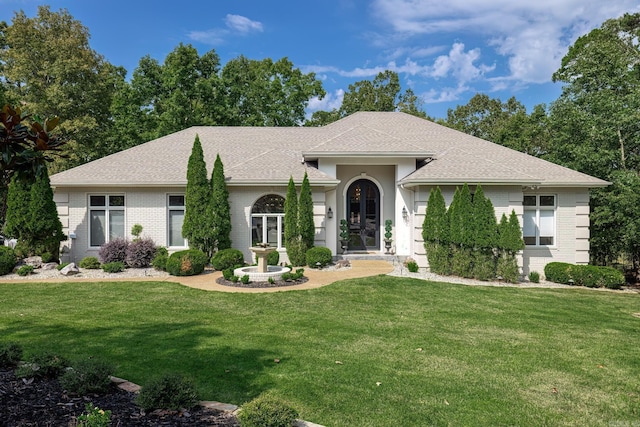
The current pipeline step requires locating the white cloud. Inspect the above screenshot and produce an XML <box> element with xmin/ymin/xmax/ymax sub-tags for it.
<box><xmin>429</xmin><ymin>43</ymin><xmax>495</xmax><ymax>82</ymax></box>
<box><xmin>307</xmin><ymin>89</ymin><xmax>344</xmax><ymax>112</ymax></box>
<box><xmin>225</xmin><ymin>14</ymin><xmax>264</xmax><ymax>34</ymax></box>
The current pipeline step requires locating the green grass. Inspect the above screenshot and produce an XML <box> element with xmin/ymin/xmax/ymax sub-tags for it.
<box><xmin>1</xmin><ymin>276</ymin><xmax>639</xmax><ymax>426</ymax></box>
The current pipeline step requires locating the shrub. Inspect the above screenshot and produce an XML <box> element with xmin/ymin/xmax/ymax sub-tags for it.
<box><xmin>231</xmin><ymin>275</ymin><xmax>239</xmax><ymax>283</ymax></box>
<box><xmin>529</xmin><ymin>271</ymin><xmax>540</xmax><ymax>283</ymax></box>
<box><xmin>238</xmin><ymin>394</ymin><xmax>299</xmax><ymax>427</ymax></box>
<box><xmin>125</xmin><ymin>237</ymin><xmax>157</xmax><ymax>268</ymax></box>
<box><xmin>0</xmin><ymin>342</ymin><xmax>22</xmax><ymax>367</ymax></box>
<box><xmin>135</xmin><ymin>373</ymin><xmax>198</xmax><ymax>411</ymax></box>
<box><xmin>0</xmin><ymin>246</ymin><xmax>16</xmax><ymax>275</ymax></box>
<box><xmin>60</xmin><ymin>358</ymin><xmax>114</xmax><ymax>395</ymax></box>
<box><xmin>267</xmin><ymin>250</ymin><xmax>279</xmax><ymax>266</ymax></box>
<box><xmin>17</xmin><ymin>351</ymin><xmax>69</xmax><ymax>379</ymax></box>
<box><xmin>281</xmin><ymin>268</ymin><xmax>304</xmax><ymax>282</ymax></box>
<box><xmin>212</xmin><ymin>248</ymin><xmax>244</xmax><ymax>271</ymax></box>
<box><xmin>40</xmin><ymin>252</ymin><xmax>54</xmax><ymax>263</ymax></box>
<box><xmin>544</xmin><ymin>262</ymin><xmax>625</xmax><ymax>289</ymax></box>
<box><xmin>406</xmin><ymin>260</ymin><xmax>419</xmax><ymax>273</ymax></box>
<box><xmin>79</xmin><ymin>256</ymin><xmax>101</xmax><ymax>269</ymax></box>
<box><xmin>496</xmin><ymin>256</ymin><xmax>519</xmax><ymax>283</ymax></box>
<box><xmin>166</xmin><ymin>249</ymin><xmax>208</xmax><ymax>276</ymax></box>
<box><xmin>98</xmin><ymin>238</ymin><xmax>129</xmax><ymax>264</ymax></box>
<box><xmin>306</xmin><ymin>246</ymin><xmax>332</xmax><ymax>268</ymax></box>
<box><xmin>57</xmin><ymin>262</ymin><xmax>70</xmax><ymax>271</ymax></box>
<box><xmin>152</xmin><ymin>247</ymin><xmax>169</xmax><ymax>271</ymax></box>
<box><xmin>101</xmin><ymin>261</ymin><xmax>125</xmax><ymax>273</ymax></box>
<box><xmin>16</xmin><ymin>265</ymin><xmax>34</xmax><ymax>276</ymax></box>
<box><xmin>286</xmin><ymin>239</ymin><xmax>308</xmax><ymax>267</ymax></box>
<box><xmin>241</xmin><ymin>274</ymin><xmax>250</xmax><ymax>284</ymax></box>
<box><xmin>77</xmin><ymin>403</ymin><xmax>112</xmax><ymax>427</ymax></box>
<box><xmin>223</xmin><ymin>268</ymin><xmax>234</xmax><ymax>280</ymax></box>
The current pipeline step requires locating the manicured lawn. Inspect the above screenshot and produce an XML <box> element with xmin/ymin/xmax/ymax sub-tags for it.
<box><xmin>1</xmin><ymin>276</ymin><xmax>639</xmax><ymax>426</ymax></box>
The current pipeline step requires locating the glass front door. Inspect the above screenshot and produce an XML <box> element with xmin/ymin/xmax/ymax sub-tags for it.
<box><xmin>347</xmin><ymin>179</ymin><xmax>380</xmax><ymax>250</ymax></box>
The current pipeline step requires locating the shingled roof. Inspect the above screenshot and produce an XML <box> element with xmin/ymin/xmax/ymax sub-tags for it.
<box><xmin>50</xmin><ymin>112</ymin><xmax>608</xmax><ymax>188</ymax></box>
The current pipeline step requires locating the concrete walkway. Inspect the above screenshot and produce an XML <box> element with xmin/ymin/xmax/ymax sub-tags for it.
<box><xmin>174</xmin><ymin>260</ymin><xmax>395</xmax><ymax>293</ymax></box>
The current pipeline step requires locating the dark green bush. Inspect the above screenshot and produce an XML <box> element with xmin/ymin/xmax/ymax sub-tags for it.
<box><xmin>16</xmin><ymin>351</ymin><xmax>69</xmax><ymax>379</ymax></box>
<box><xmin>212</xmin><ymin>248</ymin><xmax>245</xmax><ymax>271</ymax></box>
<box><xmin>281</xmin><ymin>268</ymin><xmax>304</xmax><ymax>282</ymax></box>
<box><xmin>125</xmin><ymin>237</ymin><xmax>157</xmax><ymax>268</ymax></box>
<box><xmin>152</xmin><ymin>247</ymin><xmax>169</xmax><ymax>271</ymax></box>
<box><xmin>406</xmin><ymin>260</ymin><xmax>419</xmax><ymax>273</ymax></box>
<box><xmin>166</xmin><ymin>249</ymin><xmax>208</xmax><ymax>276</ymax></box>
<box><xmin>0</xmin><ymin>246</ymin><xmax>16</xmax><ymax>275</ymax></box>
<box><xmin>544</xmin><ymin>262</ymin><xmax>625</xmax><ymax>289</ymax></box>
<box><xmin>241</xmin><ymin>274</ymin><xmax>250</xmax><ymax>284</ymax></box>
<box><xmin>238</xmin><ymin>395</ymin><xmax>299</xmax><ymax>427</ymax></box>
<box><xmin>0</xmin><ymin>342</ymin><xmax>22</xmax><ymax>367</ymax></box>
<box><xmin>16</xmin><ymin>265</ymin><xmax>34</xmax><ymax>276</ymax></box>
<box><xmin>135</xmin><ymin>373</ymin><xmax>198</xmax><ymax>411</ymax></box>
<box><xmin>40</xmin><ymin>252</ymin><xmax>54</xmax><ymax>263</ymax></box>
<box><xmin>79</xmin><ymin>256</ymin><xmax>101</xmax><ymax>269</ymax></box>
<box><xmin>101</xmin><ymin>261</ymin><xmax>126</xmax><ymax>273</ymax></box>
<box><xmin>57</xmin><ymin>262</ymin><xmax>69</xmax><ymax>271</ymax></box>
<box><xmin>60</xmin><ymin>358</ymin><xmax>114</xmax><ymax>395</ymax></box>
<box><xmin>496</xmin><ymin>256</ymin><xmax>519</xmax><ymax>283</ymax></box>
<box><xmin>529</xmin><ymin>271</ymin><xmax>540</xmax><ymax>283</ymax></box>
<box><xmin>98</xmin><ymin>237</ymin><xmax>129</xmax><ymax>264</ymax></box>
<box><xmin>222</xmin><ymin>268</ymin><xmax>234</xmax><ymax>280</ymax></box>
<box><xmin>306</xmin><ymin>246</ymin><xmax>332</xmax><ymax>268</ymax></box>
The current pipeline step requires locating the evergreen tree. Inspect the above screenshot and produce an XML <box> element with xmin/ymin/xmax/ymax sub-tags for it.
<box><xmin>210</xmin><ymin>154</ymin><xmax>231</xmax><ymax>252</ymax></box>
<box><xmin>496</xmin><ymin>210</ymin><xmax>524</xmax><ymax>282</ymax></box>
<box><xmin>298</xmin><ymin>171</ymin><xmax>315</xmax><ymax>249</ymax></box>
<box><xmin>449</xmin><ymin>184</ymin><xmax>474</xmax><ymax>277</ymax></box>
<box><xmin>422</xmin><ymin>187</ymin><xmax>450</xmax><ymax>274</ymax></box>
<box><xmin>3</xmin><ymin>175</ymin><xmax>33</xmax><ymax>244</ymax></box>
<box><xmin>471</xmin><ymin>185</ymin><xmax>498</xmax><ymax>280</ymax></box>
<box><xmin>27</xmin><ymin>169</ymin><xmax>65</xmax><ymax>258</ymax></box>
<box><xmin>284</xmin><ymin>176</ymin><xmax>305</xmax><ymax>266</ymax></box>
<box><xmin>182</xmin><ymin>135</ymin><xmax>212</xmax><ymax>254</ymax></box>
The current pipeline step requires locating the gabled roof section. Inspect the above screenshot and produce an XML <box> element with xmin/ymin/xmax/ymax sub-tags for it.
<box><xmin>50</xmin><ymin>111</ymin><xmax>608</xmax><ymax>189</ymax></box>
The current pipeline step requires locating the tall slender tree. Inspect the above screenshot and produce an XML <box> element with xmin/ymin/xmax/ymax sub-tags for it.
<box><xmin>210</xmin><ymin>154</ymin><xmax>231</xmax><ymax>252</ymax></box>
<box><xmin>422</xmin><ymin>187</ymin><xmax>449</xmax><ymax>274</ymax></box>
<box><xmin>496</xmin><ymin>210</ymin><xmax>524</xmax><ymax>282</ymax></box>
<box><xmin>284</xmin><ymin>176</ymin><xmax>305</xmax><ymax>266</ymax></box>
<box><xmin>182</xmin><ymin>135</ymin><xmax>212</xmax><ymax>254</ymax></box>
<box><xmin>448</xmin><ymin>184</ymin><xmax>474</xmax><ymax>278</ymax></box>
<box><xmin>298</xmin><ymin>172</ymin><xmax>315</xmax><ymax>250</ymax></box>
<box><xmin>3</xmin><ymin>174</ymin><xmax>33</xmax><ymax>246</ymax></box>
<box><xmin>471</xmin><ymin>185</ymin><xmax>498</xmax><ymax>280</ymax></box>
<box><xmin>27</xmin><ymin>169</ymin><xmax>65</xmax><ymax>258</ymax></box>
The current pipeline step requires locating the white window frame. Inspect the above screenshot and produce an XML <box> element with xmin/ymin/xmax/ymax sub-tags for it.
<box><xmin>89</xmin><ymin>194</ymin><xmax>125</xmax><ymax>247</ymax></box>
<box><xmin>167</xmin><ymin>194</ymin><xmax>187</xmax><ymax>248</ymax></box>
<box><xmin>523</xmin><ymin>194</ymin><xmax>556</xmax><ymax>247</ymax></box>
<box><xmin>251</xmin><ymin>195</ymin><xmax>286</xmax><ymax>250</ymax></box>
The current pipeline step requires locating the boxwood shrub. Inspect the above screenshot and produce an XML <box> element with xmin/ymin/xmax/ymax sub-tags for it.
<box><xmin>79</xmin><ymin>256</ymin><xmax>101</xmax><ymax>269</ymax></box>
<box><xmin>135</xmin><ymin>373</ymin><xmax>198</xmax><ymax>411</ymax></box>
<box><xmin>238</xmin><ymin>395</ymin><xmax>299</xmax><ymax>427</ymax></box>
<box><xmin>0</xmin><ymin>246</ymin><xmax>16</xmax><ymax>275</ymax></box>
<box><xmin>152</xmin><ymin>247</ymin><xmax>169</xmax><ymax>271</ymax></box>
<box><xmin>211</xmin><ymin>248</ymin><xmax>245</xmax><ymax>271</ymax></box>
<box><xmin>166</xmin><ymin>249</ymin><xmax>208</xmax><ymax>276</ymax></box>
<box><xmin>544</xmin><ymin>262</ymin><xmax>625</xmax><ymax>289</ymax></box>
<box><xmin>306</xmin><ymin>246</ymin><xmax>332</xmax><ymax>268</ymax></box>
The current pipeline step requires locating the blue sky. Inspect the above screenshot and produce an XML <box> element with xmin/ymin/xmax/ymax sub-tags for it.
<box><xmin>1</xmin><ymin>0</ymin><xmax>639</xmax><ymax>119</ymax></box>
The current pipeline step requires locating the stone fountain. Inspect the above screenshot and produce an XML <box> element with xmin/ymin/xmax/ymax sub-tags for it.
<box><xmin>233</xmin><ymin>243</ymin><xmax>290</xmax><ymax>282</ymax></box>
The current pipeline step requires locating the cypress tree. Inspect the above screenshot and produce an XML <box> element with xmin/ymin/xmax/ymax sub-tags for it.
<box><xmin>298</xmin><ymin>171</ymin><xmax>315</xmax><ymax>250</ymax></box>
<box><xmin>471</xmin><ymin>185</ymin><xmax>498</xmax><ymax>280</ymax></box>
<box><xmin>496</xmin><ymin>210</ymin><xmax>524</xmax><ymax>282</ymax></box>
<box><xmin>422</xmin><ymin>187</ymin><xmax>450</xmax><ymax>275</ymax></box>
<box><xmin>449</xmin><ymin>184</ymin><xmax>474</xmax><ymax>277</ymax></box>
<box><xmin>27</xmin><ymin>169</ymin><xmax>65</xmax><ymax>259</ymax></box>
<box><xmin>284</xmin><ymin>176</ymin><xmax>304</xmax><ymax>266</ymax></box>
<box><xmin>182</xmin><ymin>135</ymin><xmax>212</xmax><ymax>254</ymax></box>
<box><xmin>3</xmin><ymin>175</ymin><xmax>33</xmax><ymax>255</ymax></box>
<box><xmin>210</xmin><ymin>154</ymin><xmax>232</xmax><ymax>252</ymax></box>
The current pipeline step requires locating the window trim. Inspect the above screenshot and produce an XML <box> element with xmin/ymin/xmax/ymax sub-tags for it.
<box><xmin>250</xmin><ymin>194</ymin><xmax>286</xmax><ymax>250</ymax></box>
<box><xmin>167</xmin><ymin>194</ymin><xmax>187</xmax><ymax>248</ymax></box>
<box><xmin>523</xmin><ymin>194</ymin><xmax>556</xmax><ymax>247</ymax></box>
<box><xmin>88</xmin><ymin>194</ymin><xmax>126</xmax><ymax>248</ymax></box>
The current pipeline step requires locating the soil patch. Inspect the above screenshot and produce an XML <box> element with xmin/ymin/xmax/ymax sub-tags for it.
<box><xmin>0</xmin><ymin>369</ymin><xmax>239</xmax><ymax>426</ymax></box>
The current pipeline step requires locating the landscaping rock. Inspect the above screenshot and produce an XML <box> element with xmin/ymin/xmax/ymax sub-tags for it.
<box><xmin>335</xmin><ymin>259</ymin><xmax>351</xmax><ymax>269</ymax></box>
<box><xmin>59</xmin><ymin>263</ymin><xmax>80</xmax><ymax>276</ymax></box>
<box><xmin>23</xmin><ymin>256</ymin><xmax>43</xmax><ymax>268</ymax></box>
<box><xmin>41</xmin><ymin>262</ymin><xmax>59</xmax><ymax>270</ymax></box>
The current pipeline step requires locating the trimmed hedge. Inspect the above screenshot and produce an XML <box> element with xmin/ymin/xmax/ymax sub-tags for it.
<box><xmin>306</xmin><ymin>246</ymin><xmax>332</xmax><ymax>268</ymax></box>
<box><xmin>544</xmin><ymin>262</ymin><xmax>625</xmax><ymax>289</ymax></box>
<box><xmin>211</xmin><ymin>248</ymin><xmax>245</xmax><ymax>271</ymax></box>
<box><xmin>167</xmin><ymin>249</ymin><xmax>208</xmax><ymax>276</ymax></box>
<box><xmin>0</xmin><ymin>246</ymin><xmax>16</xmax><ymax>275</ymax></box>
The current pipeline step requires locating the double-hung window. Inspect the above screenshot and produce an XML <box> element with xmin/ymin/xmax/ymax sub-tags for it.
<box><xmin>168</xmin><ymin>195</ymin><xmax>187</xmax><ymax>247</ymax></box>
<box><xmin>251</xmin><ymin>195</ymin><xmax>285</xmax><ymax>249</ymax></box>
<box><xmin>523</xmin><ymin>195</ymin><xmax>555</xmax><ymax>246</ymax></box>
<box><xmin>89</xmin><ymin>195</ymin><xmax>125</xmax><ymax>247</ymax></box>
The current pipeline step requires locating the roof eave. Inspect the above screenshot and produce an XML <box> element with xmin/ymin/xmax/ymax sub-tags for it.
<box><xmin>303</xmin><ymin>151</ymin><xmax>434</xmax><ymax>160</ymax></box>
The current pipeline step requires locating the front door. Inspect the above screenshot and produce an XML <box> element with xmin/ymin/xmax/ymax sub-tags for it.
<box><xmin>347</xmin><ymin>179</ymin><xmax>380</xmax><ymax>250</ymax></box>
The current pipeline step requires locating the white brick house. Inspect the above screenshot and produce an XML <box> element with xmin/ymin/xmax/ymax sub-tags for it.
<box><xmin>50</xmin><ymin>112</ymin><xmax>607</xmax><ymax>275</ymax></box>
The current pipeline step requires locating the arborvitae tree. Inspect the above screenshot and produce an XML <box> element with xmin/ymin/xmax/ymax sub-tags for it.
<box><xmin>183</xmin><ymin>135</ymin><xmax>212</xmax><ymax>255</ymax></box>
<box><xmin>471</xmin><ymin>185</ymin><xmax>498</xmax><ymax>280</ymax></box>
<box><xmin>27</xmin><ymin>169</ymin><xmax>65</xmax><ymax>259</ymax></box>
<box><xmin>449</xmin><ymin>183</ymin><xmax>474</xmax><ymax>277</ymax></box>
<box><xmin>210</xmin><ymin>154</ymin><xmax>231</xmax><ymax>252</ymax></box>
<box><xmin>3</xmin><ymin>174</ymin><xmax>33</xmax><ymax>252</ymax></box>
<box><xmin>496</xmin><ymin>210</ymin><xmax>524</xmax><ymax>282</ymax></box>
<box><xmin>422</xmin><ymin>187</ymin><xmax>450</xmax><ymax>275</ymax></box>
<box><xmin>298</xmin><ymin>171</ymin><xmax>315</xmax><ymax>250</ymax></box>
<box><xmin>284</xmin><ymin>176</ymin><xmax>305</xmax><ymax>265</ymax></box>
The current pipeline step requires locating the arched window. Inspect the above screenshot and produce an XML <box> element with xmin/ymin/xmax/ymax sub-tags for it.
<box><xmin>251</xmin><ymin>194</ymin><xmax>285</xmax><ymax>248</ymax></box>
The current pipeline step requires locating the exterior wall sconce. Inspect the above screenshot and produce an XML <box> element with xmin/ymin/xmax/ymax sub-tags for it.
<box><xmin>402</xmin><ymin>206</ymin><xmax>408</xmax><ymax>219</ymax></box>
<box><xmin>327</xmin><ymin>207</ymin><xmax>333</xmax><ymax>219</ymax></box>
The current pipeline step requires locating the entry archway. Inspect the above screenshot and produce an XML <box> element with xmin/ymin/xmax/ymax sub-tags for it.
<box><xmin>346</xmin><ymin>179</ymin><xmax>380</xmax><ymax>250</ymax></box>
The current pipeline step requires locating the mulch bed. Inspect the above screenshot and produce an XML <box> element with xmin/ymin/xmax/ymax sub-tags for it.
<box><xmin>0</xmin><ymin>369</ymin><xmax>239</xmax><ymax>427</ymax></box>
<box><xmin>215</xmin><ymin>276</ymin><xmax>308</xmax><ymax>288</ymax></box>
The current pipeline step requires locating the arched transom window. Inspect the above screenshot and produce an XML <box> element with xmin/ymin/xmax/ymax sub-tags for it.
<box><xmin>251</xmin><ymin>194</ymin><xmax>285</xmax><ymax>248</ymax></box>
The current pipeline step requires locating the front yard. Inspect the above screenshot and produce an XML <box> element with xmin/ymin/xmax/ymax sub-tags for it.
<box><xmin>1</xmin><ymin>276</ymin><xmax>638</xmax><ymax>426</ymax></box>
